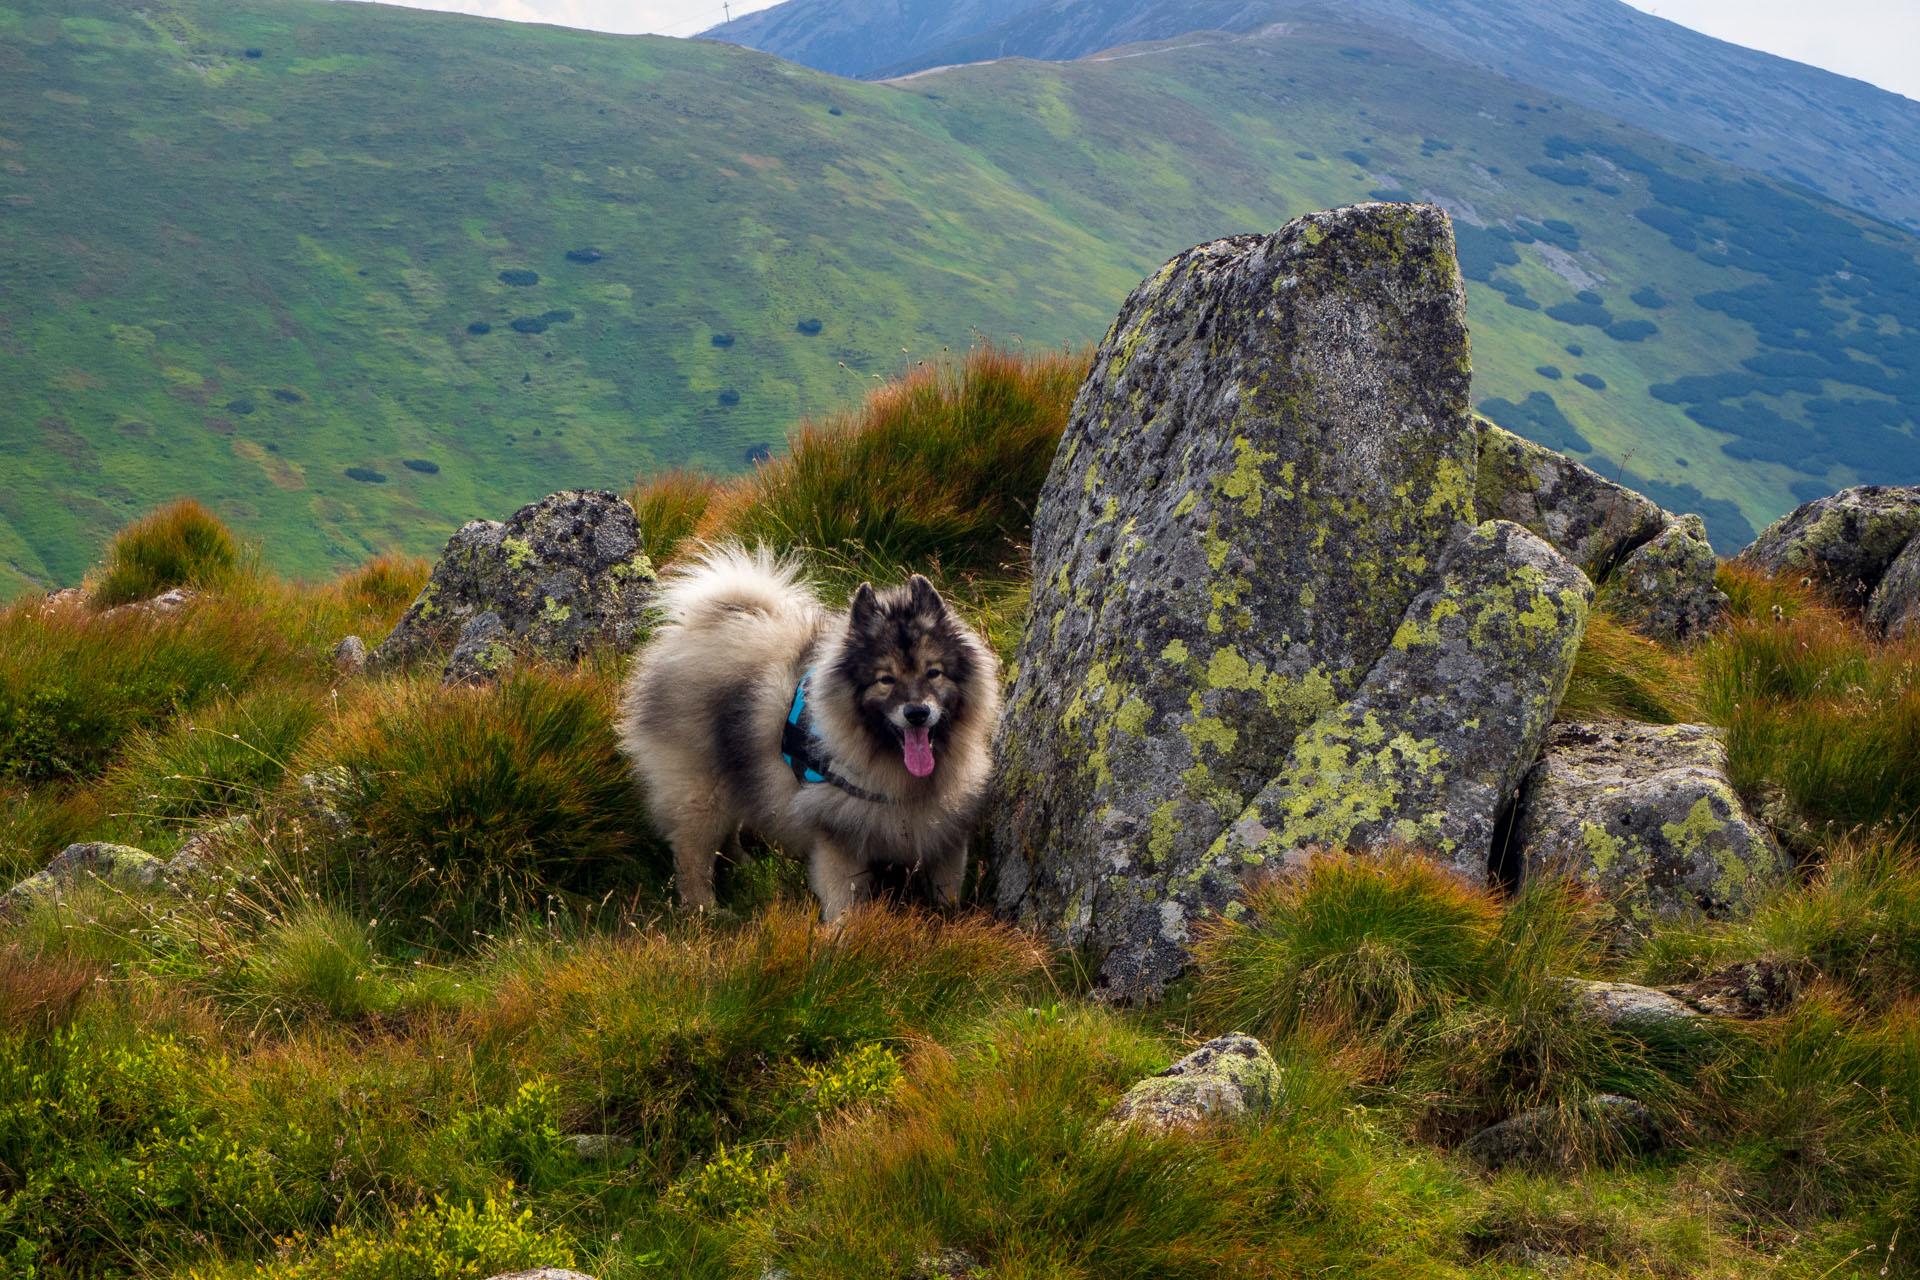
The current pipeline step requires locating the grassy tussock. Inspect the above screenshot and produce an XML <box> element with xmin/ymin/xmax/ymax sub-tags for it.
<box><xmin>1558</xmin><ymin>606</ymin><xmax>1703</xmax><ymax>723</ymax></box>
<box><xmin>629</xmin><ymin>469</ymin><xmax>722</xmax><ymax>565</ymax></box>
<box><xmin>1702</xmin><ymin>562</ymin><xmax>1920</xmax><ymax>832</ymax></box>
<box><xmin>297</xmin><ymin>667</ymin><xmax>659</xmax><ymax>950</ymax></box>
<box><xmin>90</xmin><ymin>498</ymin><xmax>241</xmax><ymax>609</ymax></box>
<box><xmin>637</xmin><ymin>344</ymin><xmax>1087</xmax><ymax>581</ymax></box>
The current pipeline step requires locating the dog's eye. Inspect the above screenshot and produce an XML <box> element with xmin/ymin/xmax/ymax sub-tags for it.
<box><xmin>874</xmin><ymin>675</ymin><xmax>896</xmax><ymax>687</ymax></box>
<box><xmin>926</xmin><ymin>668</ymin><xmax>944</xmax><ymax>681</ymax></box>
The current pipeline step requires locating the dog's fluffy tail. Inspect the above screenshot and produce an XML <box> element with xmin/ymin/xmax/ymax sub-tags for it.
<box><xmin>652</xmin><ymin>543</ymin><xmax>815</xmax><ymax>628</ymax></box>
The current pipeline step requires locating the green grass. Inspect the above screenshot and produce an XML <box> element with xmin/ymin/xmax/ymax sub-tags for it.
<box><xmin>89</xmin><ymin>498</ymin><xmax>240</xmax><ymax>609</ymax></box>
<box><xmin>2</xmin><ymin>355</ymin><xmax>1920</xmax><ymax>1278</ymax></box>
<box><xmin>5</xmin><ymin>0</ymin><xmax>1919</xmax><ymax>593</ymax></box>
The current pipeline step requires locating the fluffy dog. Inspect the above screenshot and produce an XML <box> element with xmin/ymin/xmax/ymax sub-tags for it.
<box><xmin>616</xmin><ymin>546</ymin><xmax>1000</xmax><ymax>921</ymax></box>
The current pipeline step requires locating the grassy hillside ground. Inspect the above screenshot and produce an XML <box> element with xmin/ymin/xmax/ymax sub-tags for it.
<box><xmin>1</xmin><ymin>349</ymin><xmax>1918</xmax><ymax>1278</ymax></box>
<box><xmin>5</xmin><ymin>0</ymin><xmax>1920</xmax><ymax>595</ymax></box>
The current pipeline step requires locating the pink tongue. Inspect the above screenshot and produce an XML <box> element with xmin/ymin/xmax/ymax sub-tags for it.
<box><xmin>903</xmin><ymin>726</ymin><xmax>936</xmax><ymax>777</ymax></box>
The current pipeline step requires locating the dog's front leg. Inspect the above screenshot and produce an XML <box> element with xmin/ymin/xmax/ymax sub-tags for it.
<box><xmin>925</xmin><ymin>841</ymin><xmax>967</xmax><ymax>909</ymax></box>
<box><xmin>668</xmin><ymin>812</ymin><xmax>729</xmax><ymax>911</ymax></box>
<box><xmin>807</xmin><ymin>835</ymin><xmax>868</xmax><ymax>925</ymax></box>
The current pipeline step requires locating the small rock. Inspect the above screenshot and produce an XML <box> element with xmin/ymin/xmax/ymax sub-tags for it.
<box><xmin>1513</xmin><ymin>722</ymin><xmax>1786</xmax><ymax>932</ymax></box>
<box><xmin>562</xmin><ymin>1133</ymin><xmax>634</xmax><ymax>1162</ymax></box>
<box><xmin>442</xmin><ymin>611</ymin><xmax>515</xmax><ymax>687</ymax></box>
<box><xmin>1866</xmin><ymin>533</ymin><xmax>1920</xmax><ymax>639</ymax></box>
<box><xmin>913</xmin><ymin>1249</ymin><xmax>989</xmax><ymax>1279</ymax></box>
<box><xmin>1462</xmin><ymin>1094</ymin><xmax>1660</xmax><ymax>1170</ymax></box>
<box><xmin>164</xmin><ymin>813</ymin><xmax>253</xmax><ymax>880</ymax></box>
<box><xmin>3</xmin><ymin>842</ymin><xmax>167</xmax><ymax>912</ymax></box>
<box><xmin>296</xmin><ymin>767</ymin><xmax>358</xmax><ymax>841</ymax></box>
<box><xmin>1676</xmin><ymin>959</ymin><xmax>1798</xmax><ymax>1019</ymax></box>
<box><xmin>373</xmin><ymin>489</ymin><xmax>656</xmax><ymax>671</ymax></box>
<box><xmin>483</xmin><ymin>1271</ymin><xmax>598</xmax><ymax>1280</ymax></box>
<box><xmin>1474</xmin><ymin>419</ymin><xmax>1668</xmax><ymax>579</ymax></box>
<box><xmin>332</xmin><ymin>634</ymin><xmax>368</xmax><ymax>674</ymax></box>
<box><xmin>99</xmin><ymin>586</ymin><xmax>199</xmax><ymax>622</ymax></box>
<box><xmin>36</xmin><ymin>586</ymin><xmax>87</xmax><ymax>615</ymax></box>
<box><xmin>1737</xmin><ymin>484</ymin><xmax>1920</xmax><ymax>608</ymax></box>
<box><xmin>1562</xmin><ymin>978</ymin><xmax>1701</xmax><ymax>1027</ymax></box>
<box><xmin>1101</xmin><ymin>1033</ymin><xmax>1284</xmax><ymax>1136</ymax></box>
<box><xmin>1609</xmin><ymin>514</ymin><xmax>1728</xmax><ymax>642</ymax></box>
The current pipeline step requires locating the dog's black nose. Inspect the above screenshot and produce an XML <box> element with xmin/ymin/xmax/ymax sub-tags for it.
<box><xmin>903</xmin><ymin>703</ymin><xmax>932</xmax><ymax>727</ymax></box>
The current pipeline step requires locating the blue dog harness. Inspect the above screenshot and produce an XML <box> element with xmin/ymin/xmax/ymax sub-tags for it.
<box><xmin>781</xmin><ymin>668</ymin><xmax>894</xmax><ymax>805</ymax></box>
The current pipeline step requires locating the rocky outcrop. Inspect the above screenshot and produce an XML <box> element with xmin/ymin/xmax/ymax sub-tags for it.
<box><xmin>1209</xmin><ymin>520</ymin><xmax>1589</xmax><ymax>886</ymax></box>
<box><xmin>1866</xmin><ymin>533</ymin><xmax>1920</xmax><ymax>639</ymax></box>
<box><xmin>1476</xmin><ymin>422</ymin><xmax>1725</xmax><ymax>641</ymax></box>
<box><xmin>991</xmin><ymin>203</ymin><xmax>1486</xmax><ymax>1001</ymax></box>
<box><xmin>3</xmin><ymin>842</ymin><xmax>166</xmax><ymax>912</ymax></box>
<box><xmin>1462</xmin><ymin>1095</ymin><xmax>1661</xmax><ymax>1170</ymax></box>
<box><xmin>1100</xmin><ymin>1033</ymin><xmax>1284</xmax><ymax>1136</ymax></box>
<box><xmin>1512</xmin><ymin>722</ymin><xmax>1785</xmax><ymax>932</ymax></box>
<box><xmin>1609</xmin><ymin>514</ymin><xmax>1726</xmax><ymax>642</ymax></box>
<box><xmin>1475</xmin><ymin>421</ymin><xmax>1667</xmax><ymax>578</ymax></box>
<box><xmin>373</xmin><ymin>490</ymin><xmax>656</xmax><ymax>679</ymax></box>
<box><xmin>1737</xmin><ymin>485</ymin><xmax>1920</xmax><ymax>609</ymax></box>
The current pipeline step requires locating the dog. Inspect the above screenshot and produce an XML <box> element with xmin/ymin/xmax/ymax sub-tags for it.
<box><xmin>615</xmin><ymin>545</ymin><xmax>1000</xmax><ymax>921</ymax></box>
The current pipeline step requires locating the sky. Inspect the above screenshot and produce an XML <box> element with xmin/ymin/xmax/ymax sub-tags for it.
<box><xmin>370</xmin><ymin>0</ymin><xmax>1920</xmax><ymax>103</ymax></box>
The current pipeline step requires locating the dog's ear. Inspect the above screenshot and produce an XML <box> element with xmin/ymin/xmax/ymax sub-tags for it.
<box><xmin>850</xmin><ymin>582</ymin><xmax>882</xmax><ymax>631</ymax></box>
<box><xmin>907</xmin><ymin>573</ymin><xmax>944</xmax><ymax>616</ymax></box>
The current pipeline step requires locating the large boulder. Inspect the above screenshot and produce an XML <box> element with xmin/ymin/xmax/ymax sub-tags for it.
<box><xmin>1100</xmin><ymin>1033</ymin><xmax>1284</xmax><ymax>1137</ymax></box>
<box><xmin>373</xmin><ymin>490</ymin><xmax>656</xmax><ymax>674</ymax></box>
<box><xmin>1512</xmin><ymin>722</ymin><xmax>1786</xmax><ymax>933</ymax></box>
<box><xmin>1737</xmin><ymin>485</ymin><xmax>1920</xmax><ymax>607</ymax></box>
<box><xmin>1866</xmin><ymin>533</ymin><xmax>1920</xmax><ymax>639</ymax></box>
<box><xmin>990</xmin><ymin>203</ymin><xmax>1480</xmax><ymax>1001</ymax></box>
<box><xmin>1474</xmin><ymin>419</ymin><xmax>1667</xmax><ymax>578</ymax></box>
<box><xmin>3</xmin><ymin>842</ymin><xmax>166</xmax><ymax>912</ymax></box>
<box><xmin>1208</xmin><ymin>519</ymin><xmax>1589</xmax><ymax>885</ymax></box>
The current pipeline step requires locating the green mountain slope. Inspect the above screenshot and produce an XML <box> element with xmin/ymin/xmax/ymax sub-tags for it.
<box><xmin>3</xmin><ymin>0</ymin><xmax>1918</xmax><ymax>592</ymax></box>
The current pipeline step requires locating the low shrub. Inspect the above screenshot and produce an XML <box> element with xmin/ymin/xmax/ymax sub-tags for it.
<box><xmin>203</xmin><ymin>1197</ymin><xmax>575</xmax><ymax>1280</ymax></box>
<box><xmin>298</xmin><ymin>668</ymin><xmax>659</xmax><ymax>949</ymax></box>
<box><xmin>497</xmin><ymin>269</ymin><xmax>539</xmax><ymax>287</ymax></box>
<box><xmin>345</xmin><ymin>467</ymin><xmax>388</xmax><ymax>484</ymax></box>
<box><xmin>91</xmin><ymin>498</ymin><xmax>239</xmax><ymax>609</ymax></box>
<box><xmin>403</xmin><ymin>458</ymin><xmax>441</xmax><ymax>474</ymax></box>
<box><xmin>509</xmin><ymin>316</ymin><xmax>548</xmax><ymax>334</ymax></box>
<box><xmin>467</xmin><ymin>320</ymin><xmax>492</xmax><ymax>335</ymax></box>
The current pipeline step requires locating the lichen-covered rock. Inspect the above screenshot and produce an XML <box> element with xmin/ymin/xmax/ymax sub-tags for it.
<box><xmin>1475</xmin><ymin>419</ymin><xmax>1668</xmax><ymax>578</ymax></box>
<box><xmin>1211</xmin><ymin>520</ymin><xmax>1589</xmax><ymax>885</ymax></box>
<box><xmin>1513</xmin><ymin>722</ymin><xmax>1785</xmax><ymax>933</ymax></box>
<box><xmin>3</xmin><ymin>842</ymin><xmax>166</xmax><ymax>911</ymax></box>
<box><xmin>562</xmin><ymin>1133</ymin><xmax>635</xmax><ymax>1164</ymax></box>
<box><xmin>483</xmin><ymin>1271</ymin><xmax>598</xmax><ymax>1280</ymax></box>
<box><xmin>1100</xmin><ymin>1033</ymin><xmax>1284</xmax><ymax>1136</ymax></box>
<box><xmin>443</xmin><ymin>611</ymin><xmax>515</xmax><ymax>687</ymax></box>
<box><xmin>990</xmin><ymin>203</ymin><xmax>1477</xmax><ymax>1001</ymax></box>
<box><xmin>1736</xmin><ymin>484</ymin><xmax>1920</xmax><ymax>607</ymax></box>
<box><xmin>1462</xmin><ymin>1095</ymin><xmax>1661</xmax><ymax>1170</ymax></box>
<box><xmin>1866</xmin><ymin>533</ymin><xmax>1920</xmax><ymax>638</ymax></box>
<box><xmin>1609</xmin><ymin>514</ymin><xmax>1728</xmax><ymax>642</ymax></box>
<box><xmin>1563</xmin><ymin>979</ymin><xmax>1701</xmax><ymax>1027</ymax></box>
<box><xmin>164</xmin><ymin>813</ymin><xmax>253</xmax><ymax>880</ymax></box>
<box><xmin>374</xmin><ymin>490</ymin><xmax>656</xmax><ymax>670</ymax></box>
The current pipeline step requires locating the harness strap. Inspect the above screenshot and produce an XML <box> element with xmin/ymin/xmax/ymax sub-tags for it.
<box><xmin>782</xmin><ymin>669</ymin><xmax>894</xmax><ymax>805</ymax></box>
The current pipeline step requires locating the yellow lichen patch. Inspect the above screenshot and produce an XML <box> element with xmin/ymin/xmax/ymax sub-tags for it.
<box><xmin>1162</xmin><ymin>638</ymin><xmax>1190</xmax><ymax>664</ymax></box>
<box><xmin>1217</xmin><ymin>436</ymin><xmax>1281</xmax><ymax>517</ymax></box>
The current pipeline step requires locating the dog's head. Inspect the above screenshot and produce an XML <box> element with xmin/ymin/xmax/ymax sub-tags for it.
<box><xmin>834</xmin><ymin>574</ymin><xmax>987</xmax><ymax>779</ymax></box>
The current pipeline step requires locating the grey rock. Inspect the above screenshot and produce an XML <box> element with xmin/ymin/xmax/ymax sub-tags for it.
<box><xmin>562</xmin><ymin>1133</ymin><xmax>635</xmax><ymax>1162</ymax></box>
<box><xmin>1609</xmin><ymin>514</ymin><xmax>1728</xmax><ymax>642</ymax></box>
<box><xmin>913</xmin><ymin>1249</ymin><xmax>989</xmax><ymax>1279</ymax></box>
<box><xmin>332</xmin><ymin>634</ymin><xmax>368</xmax><ymax>674</ymax></box>
<box><xmin>1475</xmin><ymin>419</ymin><xmax>1669</xmax><ymax>579</ymax></box>
<box><xmin>4</xmin><ymin>842</ymin><xmax>167</xmax><ymax>911</ymax></box>
<box><xmin>1737</xmin><ymin>484</ymin><xmax>1920</xmax><ymax>607</ymax></box>
<box><xmin>990</xmin><ymin>203</ymin><xmax>1478</xmax><ymax>1002</ymax></box>
<box><xmin>99</xmin><ymin>586</ymin><xmax>199</xmax><ymax>622</ymax></box>
<box><xmin>373</xmin><ymin>490</ymin><xmax>656</xmax><ymax>671</ymax></box>
<box><xmin>1100</xmin><ymin>1033</ymin><xmax>1284</xmax><ymax>1136</ymax></box>
<box><xmin>483</xmin><ymin>1272</ymin><xmax>598</xmax><ymax>1280</ymax></box>
<box><xmin>164</xmin><ymin>813</ymin><xmax>253</xmax><ymax>880</ymax></box>
<box><xmin>296</xmin><ymin>767</ymin><xmax>358</xmax><ymax>842</ymax></box>
<box><xmin>1866</xmin><ymin>532</ymin><xmax>1920</xmax><ymax>639</ymax></box>
<box><xmin>1562</xmin><ymin>978</ymin><xmax>1701</xmax><ymax>1027</ymax></box>
<box><xmin>442</xmin><ymin>611</ymin><xmax>514</xmax><ymax>687</ymax></box>
<box><xmin>1210</xmin><ymin>519</ymin><xmax>1590</xmax><ymax>886</ymax></box>
<box><xmin>1513</xmin><ymin>722</ymin><xmax>1786</xmax><ymax>934</ymax></box>
<box><xmin>1463</xmin><ymin>1094</ymin><xmax>1660</xmax><ymax>1170</ymax></box>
